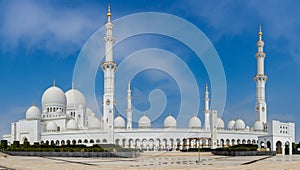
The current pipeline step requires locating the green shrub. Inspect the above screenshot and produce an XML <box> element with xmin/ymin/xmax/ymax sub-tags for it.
<box><xmin>5</xmin><ymin>142</ymin><xmax>138</xmax><ymax>152</ymax></box>
<box><xmin>1</xmin><ymin>140</ymin><xmax>8</xmax><ymax>150</ymax></box>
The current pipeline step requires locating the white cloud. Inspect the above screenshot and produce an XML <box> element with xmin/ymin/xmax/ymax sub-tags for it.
<box><xmin>0</xmin><ymin>0</ymin><xmax>102</xmax><ymax>57</ymax></box>
<box><xmin>179</xmin><ymin>0</ymin><xmax>300</xmax><ymax>65</ymax></box>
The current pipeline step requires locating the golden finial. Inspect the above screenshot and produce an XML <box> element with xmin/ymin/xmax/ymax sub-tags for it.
<box><xmin>107</xmin><ymin>4</ymin><xmax>111</xmax><ymax>17</ymax></box>
<box><xmin>258</xmin><ymin>24</ymin><xmax>262</xmax><ymax>36</ymax></box>
<box><xmin>53</xmin><ymin>80</ymin><xmax>56</xmax><ymax>87</ymax></box>
<box><xmin>128</xmin><ymin>81</ymin><xmax>131</xmax><ymax>88</ymax></box>
<box><xmin>32</xmin><ymin>102</ymin><xmax>35</xmax><ymax>106</ymax></box>
<box><xmin>206</xmin><ymin>83</ymin><xmax>208</xmax><ymax>90</ymax></box>
<box><xmin>169</xmin><ymin>113</ymin><xmax>172</xmax><ymax>116</ymax></box>
<box><xmin>72</xmin><ymin>82</ymin><xmax>74</xmax><ymax>89</ymax></box>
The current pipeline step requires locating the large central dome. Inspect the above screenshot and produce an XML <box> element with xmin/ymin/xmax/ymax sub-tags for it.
<box><xmin>42</xmin><ymin>86</ymin><xmax>66</xmax><ymax>106</ymax></box>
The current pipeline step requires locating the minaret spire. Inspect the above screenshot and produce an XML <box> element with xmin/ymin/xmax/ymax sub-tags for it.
<box><xmin>107</xmin><ymin>4</ymin><xmax>111</xmax><ymax>22</ymax></box>
<box><xmin>103</xmin><ymin>4</ymin><xmax>115</xmax><ymax>62</ymax></box>
<box><xmin>101</xmin><ymin>4</ymin><xmax>117</xmax><ymax>143</ymax></box>
<box><xmin>204</xmin><ymin>83</ymin><xmax>210</xmax><ymax>130</ymax></box>
<box><xmin>258</xmin><ymin>24</ymin><xmax>262</xmax><ymax>41</ymax></box>
<box><xmin>126</xmin><ymin>81</ymin><xmax>133</xmax><ymax>130</ymax></box>
<box><xmin>254</xmin><ymin>25</ymin><xmax>268</xmax><ymax>123</ymax></box>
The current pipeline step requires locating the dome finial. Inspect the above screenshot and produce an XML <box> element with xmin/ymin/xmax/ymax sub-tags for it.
<box><xmin>206</xmin><ymin>83</ymin><xmax>208</xmax><ymax>91</ymax></box>
<box><xmin>53</xmin><ymin>80</ymin><xmax>56</xmax><ymax>87</ymax></box>
<box><xmin>107</xmin><ymin>4</ymin><xmax>111</xmax><ymax>21</ymax></box>
<box><xmin>258</xmin><ymin>24</ymin><xmax>263</xmax><ymax>40</ymax></box>
<box><xmin>32</xmin><ymin>102</ymin><xmax>35</xmax><ymax>106</ymax></box>
<box><xmin>72</xmin><ymin>81</ymin><xmax>75</xmax><ymax>89</ymax></box>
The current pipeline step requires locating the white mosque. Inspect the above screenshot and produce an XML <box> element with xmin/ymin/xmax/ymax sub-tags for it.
<box><xmin>2</xmin><ymin>6</ymin><xmax>295</xmax><ymax>155</ymax></box>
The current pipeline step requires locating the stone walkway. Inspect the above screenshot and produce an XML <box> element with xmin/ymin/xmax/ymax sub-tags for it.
<box><xmin>0</xmin><ymin>152</ymin><xmax>299</xmax><ymax>169</ymax></box>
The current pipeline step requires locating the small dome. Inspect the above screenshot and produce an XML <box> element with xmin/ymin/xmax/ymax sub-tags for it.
<box><xmin>26</xmin><ymin>105</ymin><xmax>41</xmax><ymax>120</ymax></box>
<box><xmin>246</xmin><ymin>126</ymin><xmax>250</xmax><ymax>131</ymax></box>
<box><xmin>114</xmin><ymin>115</ymin><xmax>125</xmax><ymax>129</ymax></box>
<box><xmin>164</xmin><ymin>114</ymin><xmax>176</xmax><ymax>128</ymax></box>
<box><xmin>86</xmin><ymin>108</ymin><xmax>94</xmax><ymax>117</ymax></box>
<box><xmin>227</xmin><ymin>120</ymin><xmax>235</xmax><ymax>130</ymax></box>
<box><xmin>189</xmin><ymin>115</ymin><xmax>201</xmax><ymax>129</ymax></box>
<box><xmin>88</xmin><ymin>114</ymin><xmax>101</xmax><ymax>129</ymax></box>
<box><xmin>65</xmin><ymin>88</ymin><xmax>86</xmax><ymax>109</ymax></box>
<box><xmin>235</xmin><ymin>118</ymin><xmax>246</xmax><ymax>130</ymax></box>
<box><xmin>67</xmin><ymin>119</ymin><xmax>78</xmax><ymax>130</ymax></box>
<box><xmin>46</xmin><ymin>121</ymin><xmax>57</xmax><ymax>131</ymax></box>
<box><xmin>42</xmin><ymin>86</ymin><xmax>66</xmax><ymax>106</ymax></box>
<box><xmin>138</xmin><ymin>114</ymin><xmax>151</xmax><ymax>128</ymax></box>
<box><xmin>217</xmin><ymin>118</ymin><xmax>225</xmax><ymax>129</ymax></box>
<box><xmin>253</xmin><ymin>121</ymin><xmax>264</xmax><ymax>131</ymax></box>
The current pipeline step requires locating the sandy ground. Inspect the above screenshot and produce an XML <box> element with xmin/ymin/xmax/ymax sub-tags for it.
<box><xmin>0</xmin><ymin>151</ymin><xmax>299</xmax><ymax>170</ymax></box>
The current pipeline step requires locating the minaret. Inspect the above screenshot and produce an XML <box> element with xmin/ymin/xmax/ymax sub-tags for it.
<box><xmin>254</xmin><ymin>25</ymin><xmax>267</xmax><ymax>123</ymax></box>
<box><xmin>101</xmin><ymin>5</ymin><xmax>117</xmax><ymax>143</ymax></box>
<box><xmin>204</xmin><ymin>84</ymin><xmax>210</xmax><ymax>130</ymax></box>
<box><xmin>126</xmin><ymin>82</ymin><xmax>133</xmax><ymax>130</ymax></box>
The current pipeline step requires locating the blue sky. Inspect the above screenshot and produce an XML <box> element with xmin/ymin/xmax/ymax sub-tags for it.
<box><xmin>0</xmin><ymin>0</ymin><xmax>300</xmax><ymax>142</ymax></box>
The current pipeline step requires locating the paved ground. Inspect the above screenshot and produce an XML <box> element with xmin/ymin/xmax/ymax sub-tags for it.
<box><xmin>0</xmin><ymin>151</ymin><xmax>299</xmax><ymax>170</ymax></box>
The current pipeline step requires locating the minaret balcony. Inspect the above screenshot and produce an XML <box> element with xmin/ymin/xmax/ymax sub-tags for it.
<box><xmin>101</xmin><ymin>61</ymin><xmax>117</xmax><ymax>70</ymax></box>
<box><xmin>103</xmin><ymin>36</ymin><xmax>115</xmax><ymax>43</ymax></box>
<box><xmin>255</xmin><ymin>53</ymin><xmax>266</xmax><ymax>58</ymax></box>
<box><xmin>254</xmin><ymin>74</ymin><xmax>268</xmax><ymax>81</ymax></box>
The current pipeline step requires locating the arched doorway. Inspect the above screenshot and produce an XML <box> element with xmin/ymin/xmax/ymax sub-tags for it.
<box><xmin>220</xmin><ymin>139</ymin><xmax>224</xmax><ymax>147</ymax></box>
<box><xmin>285</xmin><ymin>141</ymin><xmax>290</xmax><ymax>155</ymax></box>
<box><xmin>142</xmin><ymin>138</ymin><xmax>147</xmax><ymax>150</ymax></box>
<box><xmin>115</xmin><ymin>139</ymin><xmax>120</xmax><ymax>146</ymax></box>
<box><xmin>231</xmin><ymin>139</ymin><xmax>235</xmax><ymax>146</ymax></box>
<box><xmin>128</xmin><ymin>139</ymin><xmax>133</xmax><ymax>148</ymax></box>
<box><xmin>170</xmin><ymin>138</ymin><xmax>174</xmax><ymax>150</ymax></box>
<box><xmin>267</xmin><ymin>141</ymin><xmax>271</xmax><ymax>150</ymax></box>
<box><xmin>149</xmin><ymin>138</ymin><xmax>154</xmax><ymax>150</ymax></box>
<box><xmin>176</xmin><ymin>138</ymin><xmax>181</xmax><ymax>149</ymax></box>
<box><xmin>23</xmin><ymin>138</ymin><xmax>29</xmax><ymax>146</ymax></box>
<box><xmin>276</xmin><ymin>141</ymin><xmax>282</xmax><ymax>154</ymax></box>
<box><xmin>260</xmin><ymin>141</ymin><xmax>264</xmax><ymax>148</ymax></box>
<box><xmin>183</xmin><ymin>139</ymin><xmax>187</xmax><ymax>150</ymax></box>
<box><xmin>23</xmin><ymin>138</ymin><xmax>28</xmax><ymax>143</ymax></box>
<box><xmin>135</xmin><ymin>139</ymin><xmax>140</xmax><ymax>149</ymax></box>
<box><xmin>122</xmin><ymin>139</ymin><xmax>126</xmax><ymax>148</ymax></box>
